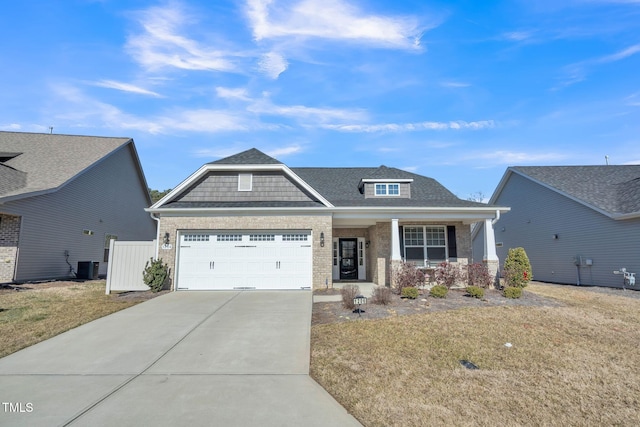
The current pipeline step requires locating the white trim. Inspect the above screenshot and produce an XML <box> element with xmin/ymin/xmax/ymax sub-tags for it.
<box><xmin>374</xmin><ymin>183</ymin><xmax>401</xmax><ymax>196</ymax></box>
<box><xmin>360</xmin><ymin>178</ymin><xmax>413</xmax><ymax>183</ymax></box>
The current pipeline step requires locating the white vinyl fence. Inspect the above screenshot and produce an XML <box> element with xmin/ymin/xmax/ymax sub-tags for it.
<box><xmin>105</xmin><ymin>240</ymin><xmax>156</xmax><ymax>294</ymax></box>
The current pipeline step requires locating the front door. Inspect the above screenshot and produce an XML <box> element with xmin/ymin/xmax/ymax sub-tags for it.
<box><xmin>339</xmin><ymin>238</ymin><xmax>358</xmax><ymax>280</ymax></box>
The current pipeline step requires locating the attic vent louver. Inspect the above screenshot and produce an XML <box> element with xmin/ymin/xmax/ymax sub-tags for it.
<box><xmin>238</xmin><ymin>173</ymin><xmax>252</xmax><ymax>191</ymax></box>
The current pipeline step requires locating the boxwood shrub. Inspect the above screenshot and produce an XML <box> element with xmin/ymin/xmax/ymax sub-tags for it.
<box><xmin>466</xmin><ymin>285</ymin><xmax>484</xmax><ymax>299</ymax></box>
<box><xmin>401</xmin><ymin>286</ymin><xmax>419</xmax><ymax>299</ymax></box>
<box><xmin>429</xmin><ymin>285</ymin><xmax>448</xmax><ymax>298</ymax></box>
<box><xmin>503</xmin><ymin>286</ymin><xmax>523</xmax><ymax>299</ymax></box>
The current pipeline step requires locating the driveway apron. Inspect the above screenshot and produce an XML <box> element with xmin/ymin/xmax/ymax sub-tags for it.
<box><xmin>0</xmin><ymin>291</ymin><xmax>361</xmax><ymax>427</ymax></box>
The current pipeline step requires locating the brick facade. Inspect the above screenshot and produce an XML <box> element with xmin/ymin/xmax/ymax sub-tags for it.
<box><xmin>0</xmin><ymin>214</ymin><xmax>21</xmax><ymax>283</ymax></box>
<box><xmin>157</xmin><ymin>214</ymin><xmax>333</xmax><ymax>290</ymax></box>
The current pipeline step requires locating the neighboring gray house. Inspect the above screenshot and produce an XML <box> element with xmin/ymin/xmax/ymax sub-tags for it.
<box><xmin>0</xmin><ymin>131</ymin><xmax>156</xmax><ymax>283</ymax></box>
<box><xmin>147</xmin><ymin>148</ymin><xmax>509</xmax><ymax>291</ymax></box>
<box><xmin>472</xmin><ymin>166</ymin><xmax>640</xmax><ymax>288</ymax></box>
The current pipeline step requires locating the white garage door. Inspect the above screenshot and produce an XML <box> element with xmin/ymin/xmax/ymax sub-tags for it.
<box><xmin>176</xmin><ymin>231</ymin><xmax>312</xmax><ymax>290</ymax></box>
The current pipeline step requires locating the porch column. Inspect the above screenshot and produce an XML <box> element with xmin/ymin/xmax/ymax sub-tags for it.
<box><xmin>482</xmin><ymin>219</ymin><xmax>498</xmax><ymax>262</ymax></box>
<box><xmin>391</xmin><ymin>218</ymin><xmax>401</xmax><ymax>261</ymax></box>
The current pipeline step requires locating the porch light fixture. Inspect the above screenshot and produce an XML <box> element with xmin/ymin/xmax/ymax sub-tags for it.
<box><xmin>320</xmin><ymin>232</ymin><xmax>325</xmax><ymax>247</ymax></box>
<box><xmin>365</xmin><ymin>240</ymin><xmax>370</xmax><ymax>248</ymax></box>
<box><xmin>552</xmin><ymin>234</ymin><xmax>559</xmax><ymax>240</ymax></box>
<box><xmin>163</xmin><ymin>232</ymin><xmax>170</xmax><ymax>245</ymax></box>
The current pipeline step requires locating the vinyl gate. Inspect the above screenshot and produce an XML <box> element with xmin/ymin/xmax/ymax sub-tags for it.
<box><xmin>105</xmin><ymin>240</ymin><xmax>156</xmax><ymax>294</ymax></box>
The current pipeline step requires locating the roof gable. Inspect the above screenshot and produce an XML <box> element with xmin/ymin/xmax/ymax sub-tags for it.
<box><xmin>208</xmin><ymin>148</ymin><xmax>282</xmax><ymax>165</ymax></box>
<box><xmin>495</xmin><ymin>165</ymin><xmax>640</xmax><ymax>219</ymax></box>
<box><xmin>0</xmin><ymin>131</ymin><xmax>137</xmax><ymax>202</ymax></box>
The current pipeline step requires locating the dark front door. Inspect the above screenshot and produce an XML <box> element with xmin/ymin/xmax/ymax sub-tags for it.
<box><xmin>339</xmin><ymin>239</ymin><xmax>358</xmax><ymax>280</ymax></box>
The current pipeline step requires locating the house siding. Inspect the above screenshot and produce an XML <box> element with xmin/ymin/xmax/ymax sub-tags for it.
<box><xmin>175</xmin><ymin>171</ymin><xmax>316</xmax><ymax>203</ymax></box>
<box><xmin>1</xmin><ymin>144</ymin><xmax>155</xmax><ymax>282</ymax></box>
<box><xmin>158</xmin><ymin>214</ymin><xmax>333</xmax><ymax>290</ymax></box>
<box><xmin>0</xmin><ymin>214</ymin><xmax>21</xmax><ymax>282</ymax></box>
<box><xmin>492</xmin><ymin>172</ymin><xmax>640</xmax><ymax>287</ymax></box>
<box><xmin>364</xmin><ymin>182</ymin><xmax>411</xmax><ymax>198</ymax></box>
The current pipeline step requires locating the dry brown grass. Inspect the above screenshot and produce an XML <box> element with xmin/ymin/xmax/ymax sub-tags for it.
<box><xmin>311</xmin><ymin>283</ymin><xmax>640</xmax><ymax>426</ymax></box>
<box><xmin>0</xmin><ymin>281</ymin><xmax>146</xmax><ymax>358</ymax></box>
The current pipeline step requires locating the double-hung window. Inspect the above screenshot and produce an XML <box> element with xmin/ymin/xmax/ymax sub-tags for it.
<box><xmin>403</xmin><ymin>226</ymin><xmax>447</xmax><ymax>266</ymax></box>
<box><xmin>375</xmin><ymin>183</ymin><xmax>400</xmax><ymax>196</ymax></box>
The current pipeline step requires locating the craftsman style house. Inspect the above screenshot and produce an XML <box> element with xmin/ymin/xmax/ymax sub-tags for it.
<box><xmin>147</xmin><ymin>149</ymin><xmax>508</xmax><ymax>290</ymax></box>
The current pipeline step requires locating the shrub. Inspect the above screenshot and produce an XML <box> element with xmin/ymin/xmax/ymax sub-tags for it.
<box><xmin>434</xmin><ymin>262</ymin><xmax>466</xmax><ymax>289</ymax></box>
<box><xmin>466</xmin><ymin>285</ymin><xmax>484</xmax><ymax>299</ymax></box>
<box><xmin>401</xmin><ymin>286</ymin><xmax>419</xmax><ymax>299</ymax></box>
<box><xmin>503</xmin><ymin>286</ymin><xmax>523</xmax><ymax>299</ymax></box>
<box><xmin>393</xmin><ymin>262</ymin><xmax>426</xmax><ymax>294</ymax></box>
<box><xmin>503</xmin><ymin>247</ymin><xmax>533</xmax><ymax>288</ymax></box>
<box><xmin>340</xmin><ymin>284</ymin><xmax>360</xmax><ymax>310</ymax></box>
<box><xmin>467</xmin><ymin>263</ymin><xmax>494</xmax><ymax>289</ymax></box>
<box><xmin>429</xmin><ymin>285</ymin><xmax>448</xmax><ymax>298</ymax></box>
<box><xmin>142</xmin><ymin>258</ymin><xmax>169</xmax><ymax>292</ymax></box>
<box><xmin>371</xmin><ymin>286</ymin><xmax>392</xmax><ymax>305</ymax></box>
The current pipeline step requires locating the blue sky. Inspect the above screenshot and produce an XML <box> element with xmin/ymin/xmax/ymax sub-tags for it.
<box><xmin>1</xmin><ymin>0</ymin><xmax>639</xmax><ymax>200</ymax></box>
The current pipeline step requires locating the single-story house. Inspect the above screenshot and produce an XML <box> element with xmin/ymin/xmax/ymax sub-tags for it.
<box><xmin>472</xmin><ymin>165</ymin><xmax>640</xmax><ymax>288</ymax></box>
<box><xmin>0</xmin><ymin>131</ymin><xmax>156</xmax><ymax>283</ymax></box>
<box><xmin>147</xmin><ymin>148</ymin><xmax>509</xmax><ymax>290</ymax></box>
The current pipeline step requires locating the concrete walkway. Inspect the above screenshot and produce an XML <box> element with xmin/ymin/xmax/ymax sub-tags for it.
<box><xmin>0</xmin><ymin>291</ymin><xmax>362</xmax><ymax>427</ymax></box>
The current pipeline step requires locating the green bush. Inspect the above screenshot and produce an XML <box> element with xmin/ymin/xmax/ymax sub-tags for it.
<box><xmin>503</xmin><ymin>286</ymin><xmax>523</xmax><ymax>299</ymax></box>
<box><xmin>371</xmin><ymin>286</ymin><xmax>392</xmax><ymax>305</ymax></box>
<box><xmin>401</xmin><ymin>286</ymin><xmax>419</xmax><ymax>299</ymax></box>
<box><xmin>466</xmin><ymin>285</ymin><xmax>484</xmax><ymax>299</ymax></box>
<box><xmin>341</xmin><ymin>284</ymin><xmax>360</xmax><ymax>310</ymax></box>
<box><xmin>142</xmin><ymin>258</ymin><xmax>169</xmax><ymax>292</ymax></box>
<box><xmin>429</xmin><ymin>285</ymin><xmax>448</xmax><ymax>298</ymax></box>
<box><xmin>503</xmin><ymin>247</ymin><xmax>533</xmax><ymax>288</ymax></box>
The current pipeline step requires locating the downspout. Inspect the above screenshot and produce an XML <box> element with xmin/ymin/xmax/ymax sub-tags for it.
<box><xmin>149</xmin><ymin>212</ymin><xmax>160</xmax><ymax>259</ymax></box>
<box><xmin>491</xmin><ymin>209</ymin><xmax>501</xmax><ymax>225</ymax></box>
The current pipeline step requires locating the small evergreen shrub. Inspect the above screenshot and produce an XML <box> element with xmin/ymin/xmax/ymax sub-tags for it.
<box><xmin>466</xmin><ymin>285</ymin><xmax>484</xmax><ymax>299</ymax></box>
<box><xmin>393</xmin><ymin>262</ymin><xmax>426</xmax><ymax>294</ymax></box>
<box><xmin>503</xmin><ymin>247</ymin><xmax>533</xmax><ymax>288</ymax></box>
<box><xmin>429</xmin><ymin>285</ymin><xmax>448</xmax><ymax>298</ymax></box>
<box><xmin>371</xmin><ymin>286</ymin><xmax>392</xmax><ymax>305</ymax></box>
<box><xmin>434</xmin><ymin>262</ymin><xmax>466</xmax><ymax>289</ymax></box>
<box><xmin>401</xmin><ymin>286</ymin><xmax>419</xmax><ymax>299</ymax></box>
<box><xmin>142</xmin><ymin>258</ymin><xmax>169</xmax><ymax>292</ymax></box>
<box><xmin>341</xmin><ymin>284</ymin><xmax>360</xmax><ymax>310</ymax></box>
<box><xmin>503</xmin><ymin>286</ymin><xmax>523</xmax><ymax>299</ymax></box>
<box><xmin>467</xmin><ymin>263</ymin><xmax>494</xmax><ymax>288</ymax></box>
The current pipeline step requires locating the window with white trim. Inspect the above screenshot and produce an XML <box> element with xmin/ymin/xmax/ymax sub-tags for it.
<box><xmin>185</xmin><ymin>234</ymin><xmax>210</xmax><ymax>242</ymax></box>
<box><xmin>249</xmin><ymin>234</ymin><xmax>275</xmax><ymax>241</ymax></box>
<box><xmin>217</xmin><ymin>234</ymin><xmax>242</xmax><ymax>241</ymax></box>
<box><xmin>282</xmin><ymin>234</ymin><xmax>308</xmax><ymax>241</ymax></box>
<box><xmin>403</xmin><ymin>225</ymin><xmax>447</xmax><ymax>266</ymax></box>
<box><xmin>375</xmin><ymin>183</ymin><xmax>400</xmax><ymax>196</ymax></box>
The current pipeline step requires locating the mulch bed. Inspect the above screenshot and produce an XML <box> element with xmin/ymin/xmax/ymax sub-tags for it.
<box><xmin>312</xmin><ymin>287</ymin><xmax>565</xmax><ymax>326</ymax></box>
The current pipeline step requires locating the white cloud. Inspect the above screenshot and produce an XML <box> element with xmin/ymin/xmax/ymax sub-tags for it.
<box><xmin>266</xmin><ymin>144</ymin><xmax>302</xmax><ymax>157</ymax></box>
<box><xmin>502</xmin><ymin>30</ymin><xmax>536</xmax><ymax>41</ymax></box>
<box><xmin>246</xmin><ymin>0</ymin><xmax>424</xmax><ymax>49</ymax></box>
<box><xmin>248</xmin><ymin>98</ymin><xmax>368</xmax><ymax>123</ymax></box>
<box><xmin>468</xmin><ymin>150</ymin><xmax>568</xmax><ymax>164</ymax></box>
<box><xmin>440</xmin><ymin>81</ymin><xmax>471</xmax><ymax>88</ymax></box>
<box><xmin>126</xmin><ymin>4</ymin><xmax>237</xmax><ymax>72</ymax></box>
<box><xmin>0</xmin><ymin>123</ymin><xmax>21</xmax><ymax>130</ymax></box>
<box><xmin>596</xmin><ymin>43</ymin><xmax>640</xmax><ymax>63</ymax></box>
<box><xmin>557</xmin><ymin>44</ymin><xmax>640</xmax><ymax>89</ymax></box>
<box><xmin>322</xmin><ymin>120</ymin><xmax>496</xmax><ymax>133</ymax></box>
<box><xmin>92</xmin><ymin>80</ymin><xmax>163</xmax><ymax>97</ymax></box>
<box><xmin>258</xmin><ymin>51</ymin><xmax>289</xmax><ymax>79</ymax></box>
<box><xmin>216</xmin><ymin>87</ymin><xmax>252</xmax><ymax>101</ymax></box>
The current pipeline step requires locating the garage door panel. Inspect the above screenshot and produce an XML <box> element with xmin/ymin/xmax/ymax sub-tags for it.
<box><xmin>177</xmin><ymin>232</ymin><xmax>312</xmax><ymax>290</ymax></box>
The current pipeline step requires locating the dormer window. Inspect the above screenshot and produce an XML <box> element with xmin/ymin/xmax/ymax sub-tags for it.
<box><xmin>375</xmin><ymin>183</ymin><xmax>400</xmax><ymax>196</ymax></box>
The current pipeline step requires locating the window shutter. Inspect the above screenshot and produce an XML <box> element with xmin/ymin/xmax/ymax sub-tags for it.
<box><xmin>238</xmin><ymin>173</ymin><xmax>252</xmax><ymax>191</ymax></box>
<box><xmin>399</xmin><ymin>226</ymin><xmax>404</xmax><ymax>258</ymax></box>
<box><xmin>446</xmin><ymin>226</ymin><xmax>457</xmax><ymax>258</ymax></box>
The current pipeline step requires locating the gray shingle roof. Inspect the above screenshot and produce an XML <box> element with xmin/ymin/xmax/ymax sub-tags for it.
<box><xmin>208</xmin><ymin>148</ymin><xmax>282</xmax><ymax>165</ymax></box>
<box><xmin>292</xmin><ymin>167</ymin><xmax>487</xmax><ymax>208</ymax></box>
<box><xmin>0</xmin><ymin>131</ymin><xmax>132</xmax><ymax>200</ymax></box>
<box><xmin>511</xmin><ymin>165</ymin><xmax>640</xmax><ymax>216</ymax></box>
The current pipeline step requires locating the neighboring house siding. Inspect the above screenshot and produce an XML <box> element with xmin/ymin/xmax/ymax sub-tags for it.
<box><xmin>1</xmin><ymin>145</ymin><xmax>155</xmax><ymax>281</ymax></box>
<box><xmin>0</xmin><ymin>214</ymin><xmax>21</xmax><ymax>282</ymax></box>
<box><xmin>157</xmin><ymin>214</ymin><xmax>333</xmax><ymax>290</ymax></box>
<box><xmin>493</xmin><ymin>173</ymin><xmax>640</xmax><ymax>287</ymax></box>
<box><xmin>175</xmin><ymin>171</ymin><xmax>316</xmax><ymax>203</ymax></box>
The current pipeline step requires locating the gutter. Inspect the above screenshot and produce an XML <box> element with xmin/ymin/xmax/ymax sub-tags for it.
<box><xmin>149</xmin><ymin>212</ymin><xmax>160</xmax><ymax>259</ymax></box>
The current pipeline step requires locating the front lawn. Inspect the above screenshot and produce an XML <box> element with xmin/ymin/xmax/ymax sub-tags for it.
<box><xmin>310</xmin><ymin>283</ymin><xmax>640</xmax><ymax>426</ymax></box>
<box><xmin>0</xmin><ymin>280</ymin><xmax>158</xmax><ymax>358</ymax></box>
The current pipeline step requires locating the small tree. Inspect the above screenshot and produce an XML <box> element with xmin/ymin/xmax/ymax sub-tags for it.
<box><xmin>143</xmin><ymin>258</ymin><xmax>169</xmax><ymax>292</ymax></box>
<box><xmin>503</xmin><ymin>247</ymin><xmax>532</xmax><ymax>288</ymax></box>
<box><xmin>341</xmin><ymin>284</ymin><xmax>360</xmax><ymax>310</ymax></box>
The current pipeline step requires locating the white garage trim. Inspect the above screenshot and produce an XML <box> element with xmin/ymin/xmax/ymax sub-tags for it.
<box><xmin>175</xmin><ymin>230</ymin><xmax>312</xmax><ymax>290</ymax></box>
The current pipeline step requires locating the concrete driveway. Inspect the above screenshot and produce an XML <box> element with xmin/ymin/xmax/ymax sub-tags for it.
<box><xmin>0</xmin><ymin>291</ymin><xmax>362</xmax><ymax>427</ymax></box>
